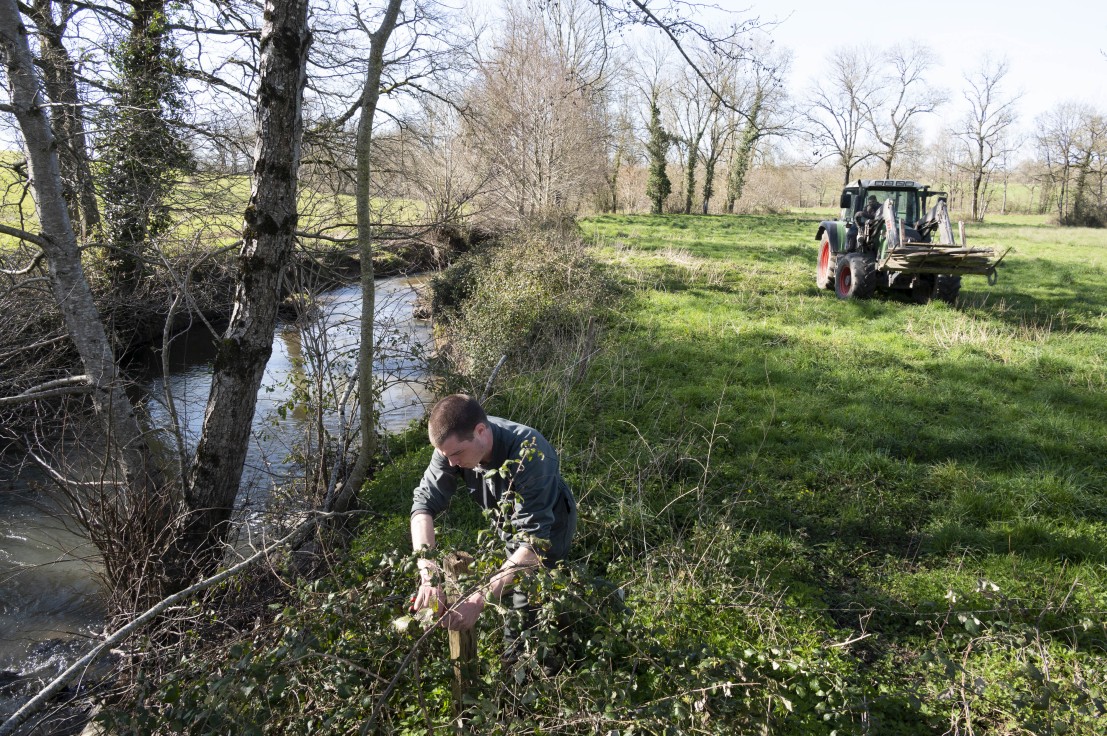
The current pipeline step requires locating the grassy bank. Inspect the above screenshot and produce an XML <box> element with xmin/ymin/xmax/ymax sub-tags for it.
<box><xmin>107</xmin><ymin>212</ymin><xmax>1107</xmax><ymax>734</ymax></box>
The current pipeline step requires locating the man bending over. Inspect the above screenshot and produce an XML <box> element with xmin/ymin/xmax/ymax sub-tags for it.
<box><xmin>409</xmin><ymin>394</ymin><xmax>577</xmax><ymax>634</ymax></box>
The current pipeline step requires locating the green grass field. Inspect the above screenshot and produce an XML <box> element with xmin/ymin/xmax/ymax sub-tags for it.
<box><xmin>344</xmin><ymin>211</ymin><xmax>1106</xmax><ymax>733</ymax></box>
<box><xmin>103</xmin><ymin>209</ymin><xmax>1107</xmax><ymax>734</ymax></box>
<box><xmin>558</xmin><ymin>211</ymin><xmax>1107</xmax><ymax>732</ymax></box>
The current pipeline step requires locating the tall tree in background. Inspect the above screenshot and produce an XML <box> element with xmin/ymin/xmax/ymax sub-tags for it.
<box><xmin>635</xmin><ymin>42</ymin><xmax>674</xmax><ymax>215</ymax></box>
<box><xmin>725</xmin><ymin>84</ymin><xmax>761</xmax><ymax>211</ymax></box>
<box><xmin>98</xmin><ymin>0</ymin><xmax>192</xmax><ymax>293</ymax></box>
<box><xmin>670</xmin><ymin>61</ymin><xmax>716</xmax><ymax>214</ymax></box>
<box><xmin>869</xmin><ymin>41</ymin><xmax>945</xmax><ymax>179</ymax></box>
<box><xmin>725</xmin><ymin>43</ymin><xmax>791</xmax><ymax>212</ymax></box>
<box><xmin>343</xmin><ymin>0</ymin><xmax>403</xmax><ymax>507</ymax></box>
<box><xmin>805</xmin><ymin>45</ymin><xmax>883</xmax><ymax>184</ymax></box>
<box><xmin>604</xmin><ymin>87</ymin><xmax>637</xmax><ymax>212</ymax></box>
<box><xmin>464</xmin><ymin>2</ymin><xmax>608</xmax><ymax>223</ymax></box>
<box><xmin>644</xmin><ymin>91</ymin><xmax>672</xmax><ymax>214</ymax></box>
<box><xmin>952</xmin><ymin>56</ymin><xmax>1019</xmax><ymax>222</ymax></box>
<box><xmin>1069</xmin><ymin>112</ymin><xmax>1106</xmax><ymax>227</ymax></box>
<box><xmin>699</xmin><ymin>97</ymin><xmax>728</xmax><ymax>214</ymax></box>
<box><xmin>1035</xmin><ymin>101</ymin><xmax>1088</xmax><ymax>225</ymax></box>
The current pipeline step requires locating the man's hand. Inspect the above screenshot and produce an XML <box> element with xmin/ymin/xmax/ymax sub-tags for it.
<box><xmin>411</xmin><ymin>582</ymin><xmax>446</xmax><ymax>616</ymax></box>
<box><xmin>445</xmin><ymin>591</ymin><xmax>485</xmax><ymax>631</ymax></box>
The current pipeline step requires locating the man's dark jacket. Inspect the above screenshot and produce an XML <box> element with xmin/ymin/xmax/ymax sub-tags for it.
<box><xmin>411</xmin><ymin>417</ymin><xmax>577</xmax><ymax>562</ymax></box>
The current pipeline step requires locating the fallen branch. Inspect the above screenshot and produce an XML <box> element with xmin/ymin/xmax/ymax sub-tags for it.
<box><xmin>0</xmin><ymin>375</ymin><xmax>92</xmax><ymax>408</ymax></box>
<box><xmin>0</xmin><ymin>510</ymin><xmax>340</xmax><ymax>736</ymax></box>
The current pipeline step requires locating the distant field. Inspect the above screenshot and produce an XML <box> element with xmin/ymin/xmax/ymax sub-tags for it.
<box><xmin>0</xmin><ymin>163</ymin><xmax>423</xmax><ymax>255</ymax></box>
<box><xmin>0</xmin><ymin>151</ymin><xmax>37</xmax><ymax>252</ymax></box>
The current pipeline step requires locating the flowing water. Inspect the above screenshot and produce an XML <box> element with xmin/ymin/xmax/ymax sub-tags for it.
<box><xmin>0</xmin><ymin>275</ymin><xmax>432</xmax><ymax>718</ymax></box>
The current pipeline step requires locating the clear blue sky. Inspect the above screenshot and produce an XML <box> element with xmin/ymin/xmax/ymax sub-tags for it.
<box><xmin>757</xmin><ymin>0</ymin><xmax>1107</xmax><ymax>134</ymax></box>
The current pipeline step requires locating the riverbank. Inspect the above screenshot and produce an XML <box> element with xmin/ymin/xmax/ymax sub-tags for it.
<box><xmin>0</xmin><ymin>272</ymin><xmax>435</xmax><ymax>731</ymax></box>
<box><xmin>39</xmin><ymin>213</ymin><xmax>1107</xmax><ymax>734</ymax></box>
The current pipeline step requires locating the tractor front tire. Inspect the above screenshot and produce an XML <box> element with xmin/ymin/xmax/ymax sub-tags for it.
<box><xmin>816</xmin><ymin>233</ymin><xmax>835</xmax><ymax>290</ymax></box>
<box><xmin>934</xmin><ymin>275</ymin><xmax>962</xmax><ymax>305</ymax></box>
<box><xmin>835</xmin><ymin>253</ymin><xmax>877</xmax><ymax>300</ymax></box>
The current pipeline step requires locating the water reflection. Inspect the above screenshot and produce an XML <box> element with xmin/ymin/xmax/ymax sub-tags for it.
<box><xmin>141</xmin><ymin>275</ymin><xmax>434</xmax><ymax>497</ymax></box>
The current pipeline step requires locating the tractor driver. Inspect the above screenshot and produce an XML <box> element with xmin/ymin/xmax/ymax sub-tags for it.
<box><xmin>857</xmin><ymin>195</ymin><xmax>881</xmax><ymax>225</ymax></box>
<box><xmin>855</xmin><ymin>194</ymin><xmax>882</xmax><ymax>242</ymax></box>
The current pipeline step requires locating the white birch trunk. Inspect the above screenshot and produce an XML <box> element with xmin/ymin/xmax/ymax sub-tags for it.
<box><xmin>0</xmin><ymin>0</ymin><xmax>150</xmax><ymax>493</ymax></box>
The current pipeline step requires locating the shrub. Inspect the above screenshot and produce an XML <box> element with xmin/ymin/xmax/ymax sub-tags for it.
<box><xmin>429</xmin><ymin>223</ymin><xmax>615</xmax><ymax>385</ymax></box>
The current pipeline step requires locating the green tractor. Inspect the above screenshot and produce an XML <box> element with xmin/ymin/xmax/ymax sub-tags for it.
<box><xmin>815</xmin><ymin>179</ymin><xmax>1005</xmax><ymax>303</ymax></box>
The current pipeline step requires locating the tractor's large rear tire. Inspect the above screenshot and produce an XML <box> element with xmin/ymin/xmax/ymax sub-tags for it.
<box><xmin>816</xmin><ymin>233</ymin><xmax>835</xmax><ymax>290</ymax></box>
<box><xmin>835</xmin><ymin>253</ymin><xmax>877</xmax><ymax>300</ymax></box>
<box><xmin>934</xmin><ymin>275</ymin><xmax>962</xmax><ymax>305</ymax></box>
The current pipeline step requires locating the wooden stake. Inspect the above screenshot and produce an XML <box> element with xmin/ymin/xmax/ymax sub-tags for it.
<box><xmin>444</xmin><ymin>551</ymin><xmax>477</xmax><ymax>731</ymax></box>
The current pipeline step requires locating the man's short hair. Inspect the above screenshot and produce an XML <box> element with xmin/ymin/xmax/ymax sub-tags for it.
<box><xmin>428</xmin><ymin>394</ymin><xmax>488</xmax><ymax>448</ymax></box>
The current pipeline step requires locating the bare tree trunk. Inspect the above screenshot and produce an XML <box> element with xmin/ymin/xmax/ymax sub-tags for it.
<box><xmin>25</xmin><ymin>0</ymin><xmax>101</xmax><ymax>240</ymax></box>
<box><xmin>1</xmin><ymin>0</ymin><xmax>151</xmax><ymax>492</ymax></box>
<box><xmin>701</xmin><ymin>155</ymin><xmax>714</xmax><ymax>214</ymax></box>
<box><xmin>178</xmin><ymin>0</ymin><xmax>311</xmax><ymax>578</ymax></box>
<box><xmin>682</xmin><ymin>131</ymin><xmax>702</xmax><ymax>214</ymax></box>
<box><xmin>342</xmin><ymin>0</ymin><xmax>403</xmax><ymax>507</ymax></box>
<box><xmin>609</xmin><ymin>144</ymin><xmax>622</xmax><ymax>213</ymax></box>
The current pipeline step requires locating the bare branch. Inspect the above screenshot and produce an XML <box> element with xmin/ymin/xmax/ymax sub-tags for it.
<box><xmin>0</xmin><ymin>223</ymin><xmax>48</xmax><ymax>250</ymax></box>
<box><xmin>0</xmin><ymin>375</ymin><xmax>93</xmax><ymax>408</ymax></box>
<box><xmin>0</xmin><ymin>511</ymin><xmax>345</xmax><ymax>736</ymax></box>
<box><xmin>0</xmin><ymin>334</ymin><xmax>69</xmax><ymax>364</ymax></box>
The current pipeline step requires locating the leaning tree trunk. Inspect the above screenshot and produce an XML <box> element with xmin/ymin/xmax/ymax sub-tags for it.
<box><xmin>26</xmin><ymin>0</ymin><xmax>101</xmax><ymax>240</ymax></box>
<box><xmin>341</xmin><ymin>0</ymin><xmax>404</xmax><ymax>509</ymax></box>
<box><xmin>0</xmin><ymin>0</ymin><xmax>153</xmax><ymax>495</ymax></box>
<box><xmin>178</xmin><ymin>0</ymin><xmax>311</xmax><ymax>580</ymax></box>
<box><xmin>1</xmin><ymin>0</ymin><xmax>167</xmax><ymax>608</ymax></box>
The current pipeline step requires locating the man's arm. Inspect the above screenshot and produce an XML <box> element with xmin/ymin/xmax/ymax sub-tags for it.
<box><xmin>410</xmin><ymin>512</ymin><xmax>446</xmax><ymax>613</ymax></box>
<box><xmin>445</xmin><ymin>544</ymin><xmax>540</xmax><ymax>631</ymax></box>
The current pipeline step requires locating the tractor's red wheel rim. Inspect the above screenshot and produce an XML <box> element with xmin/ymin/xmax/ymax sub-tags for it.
<box><xmin>838</xmin><ymin>264</ymin><xmax>851</xmax><ymax>292</ymax></box>
<box><xmin>818</xmin><ymin>241</ymin><xmax>830</xmax><ymax>277</ymax></box>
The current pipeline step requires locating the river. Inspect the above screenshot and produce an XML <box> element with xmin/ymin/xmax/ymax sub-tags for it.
<box><xmin>0</xmin><ymin>275</ymin><xmax>433</xmax><ymax>718</ymax></box>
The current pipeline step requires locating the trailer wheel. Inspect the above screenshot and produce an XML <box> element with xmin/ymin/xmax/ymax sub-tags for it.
<box><xmin>934</xmin><ymin>275</ymin><xmax>961</xmax><ymax>305</ymax></box>
<box><xmin>816</xmin><ymin>233</ymin><xmax>835</xmax><ymax>290</ymax></box>
<box><xmin>835</xmin><ymin>253</ymin><xmax>877</xmax><ymax>300</ymax></box>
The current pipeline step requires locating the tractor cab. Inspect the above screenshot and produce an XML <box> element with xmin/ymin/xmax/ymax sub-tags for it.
<box><xmin>839</xmin><ymin>180</ymin><xmax>944</xmax><ymax>246</ymax></box>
